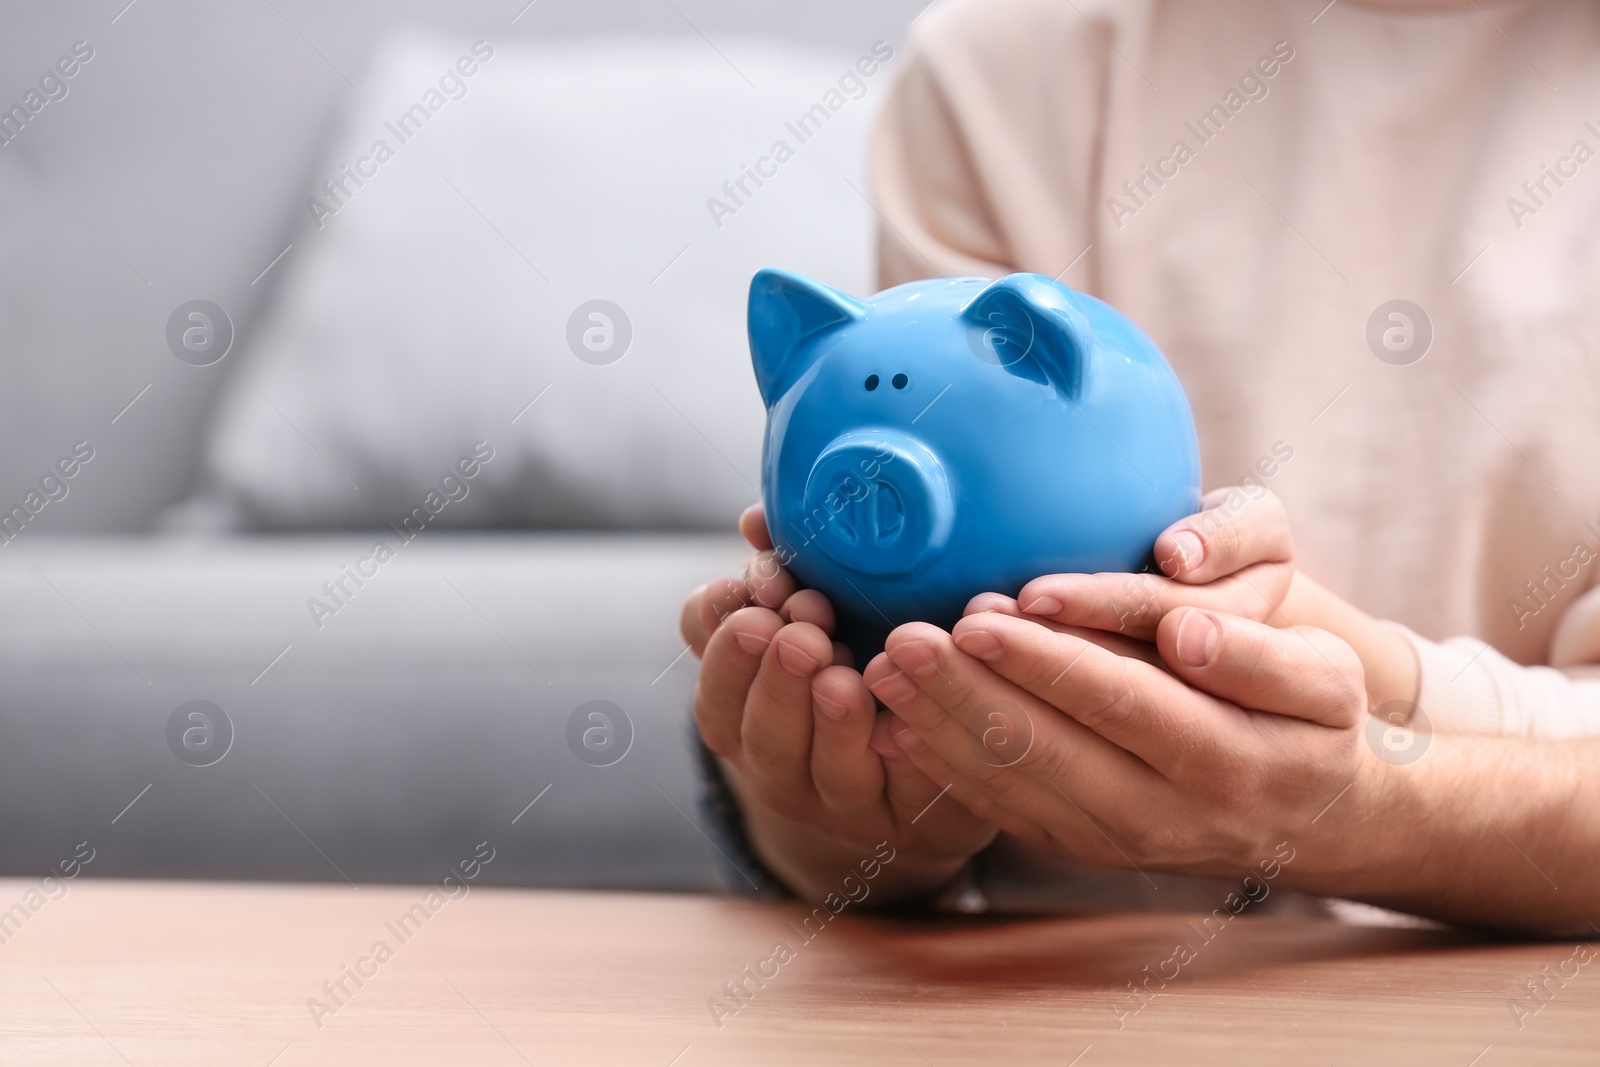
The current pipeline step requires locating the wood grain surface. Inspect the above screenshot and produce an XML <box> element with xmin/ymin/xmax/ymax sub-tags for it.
<box><xmin>0</xmin><ymin>878</ymin><xmax>1593</xmax><ymax>1065</ymax></box>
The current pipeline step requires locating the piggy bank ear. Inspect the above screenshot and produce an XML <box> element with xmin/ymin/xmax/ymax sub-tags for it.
<box><xmin>961</xmin><ymin>273</ymin><xmax>1090</xmax><ymax>399</ymax></box>
<box><xmin>748</xmin><ymin>269</ymin><xmax>865</xmax><ymax>406</ymax></box>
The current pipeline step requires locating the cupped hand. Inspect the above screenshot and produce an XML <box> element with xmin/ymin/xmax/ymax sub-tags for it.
<box><xmin>683</xmin><ymin>504</ymin><xmax>996</xmax><ymax>898</ymax></box>
<box><xmin>863</xmin><ymin>606</ymin><xmax>1379</xmax><ymax>880</ymax></box>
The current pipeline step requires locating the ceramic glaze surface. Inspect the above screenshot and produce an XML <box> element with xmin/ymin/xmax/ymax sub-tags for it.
<box><xmin>749</xmin><ymin>268</ymin><xmax>1202</xmax><ymax>659</ymax></box>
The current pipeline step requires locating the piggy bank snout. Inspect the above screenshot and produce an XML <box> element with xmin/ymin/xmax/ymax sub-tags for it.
<box><xmin>799</xmin><ymin>431</ymin><xmax>954</xmax><ymax>577</ymax></box>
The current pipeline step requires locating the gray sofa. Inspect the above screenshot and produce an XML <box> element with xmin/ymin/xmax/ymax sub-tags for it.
<box><xmin>0</xmin><ymin>0</ymin><xmax>925</xmax><ymax>890</ymax></box>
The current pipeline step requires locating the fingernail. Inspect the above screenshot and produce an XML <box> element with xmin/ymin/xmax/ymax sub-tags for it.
<box><xmin>1167</xmin><ymin>530</ymin><xmax>1204</xmax><ymax>574</ymax></box>
<box><xmin>869</xmin><ymin>669</ymin><xmax>917</xmax><ymax>705</ymax></box>
<box><xmin>893</xmin><ymin>727</ymin><xmax>925</xmax><ymax>753</ymax></box>
<box><xmin>1022</xmin><ymin>596</ymin><xmax>1062</xmax><ymax>617</ymax></box>
<box><xmin>869</xmin><ymin>733</ymin><xmax>902</xmax><ymax>759</ymax></box>
<box><xmin>1176</xmin><ymin>611</ymin><xmax>1219</xmax><ymax>668</ymax></box>
<box><xmin>886</xmin><ymin>641</ymin><xmax>940</xmax><ymax>680</ymax></box>
<box><xmin>954</xmin><ymin>629</ymin><xmax>1001</xmax><ymax>661</ymax></box>
<box><xmin>734</xmin><ymin>631</ymin><xmax>770</xmax><ymax>656</ymax></box>
<box><xmin>814</xmin><ymin>692</ymin><xmax>849</xmax><ymax>721</ymax></box>
<box><xmin>775</xmin><ymin>640</ymin><xmax>817</xmax><ymax>677</ymax></box>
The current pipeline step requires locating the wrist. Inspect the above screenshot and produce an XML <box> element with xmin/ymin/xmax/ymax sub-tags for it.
<box><xmin>1282</xmin><ymin>736</ymin><xmax>1597</xmax><ymax>934</ymax></box>
<box><xmin>1280</xmin><ymin>748</ymin><xmax>1408</xmax><ymax>894</ymax></box>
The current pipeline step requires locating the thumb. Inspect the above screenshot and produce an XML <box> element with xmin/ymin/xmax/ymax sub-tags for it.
<box><xmin>1154</xmin><ymin>486</ymin><xmax>1292</xmax><ymax>582</ymax></box>
<box><xmin>740</xmin><ymin>503</ymin><xmax>773</xmax><ymax>551</ymax></box>
<box><xmin>1156</xmin><ymin>607</ymin><xmax>1365</xmax><ymax>728</ymax></box>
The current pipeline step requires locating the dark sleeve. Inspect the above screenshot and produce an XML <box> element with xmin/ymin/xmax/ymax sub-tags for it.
<box><xmin>691</xmin><ymin>722</ymin><xmax>789</xmax><ymax>897</ymax></box>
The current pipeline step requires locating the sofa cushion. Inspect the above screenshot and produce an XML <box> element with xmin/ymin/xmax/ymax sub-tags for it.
<box><xmin>172</xmin><ymin>33</ymin><xmax>884</xmax><ymax>533</ymax></box>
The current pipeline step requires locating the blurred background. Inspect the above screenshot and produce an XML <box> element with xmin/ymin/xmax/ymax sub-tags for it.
<box><xmin>0</xmin><ymin>0</ymin><xmax>926</xmax><ymax>890</ymax></box>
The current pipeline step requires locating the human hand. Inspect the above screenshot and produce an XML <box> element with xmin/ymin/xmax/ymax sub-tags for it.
<box><xmin>683</xmin><ymin>505</ymin><xmax>996</xmax><ymax>901</ymax></box>
<box><xmin>1012</xmin><ymin>486</ymin><xmax>1295</xmax><ymax>641</ymax></box>
<box><xmin>990</xmin><ymin>485</ymin><xmax>1419</xmax><ymax>712</ymax></box>
<box><xmin>863</xmin><ymin>606</ymin><xmax>1379</xmax><ymax>881</ymax></box>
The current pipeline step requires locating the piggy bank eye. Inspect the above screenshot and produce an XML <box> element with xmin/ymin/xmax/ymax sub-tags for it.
<box><xmin>892</xmin><ymin>373</ymin><xmax>909</xmax><ymax>389</ymax></box>
<box><xmin>864</xmin><ymin>374</ymin><xmax>880</xmax><ymax>391</ymax></box>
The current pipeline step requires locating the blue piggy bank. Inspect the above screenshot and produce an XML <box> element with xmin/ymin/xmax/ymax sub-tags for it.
<box><xmin>750</xmin><ymin>269</ymin><xmax>1202</xmax><ymax>661</ymax></box>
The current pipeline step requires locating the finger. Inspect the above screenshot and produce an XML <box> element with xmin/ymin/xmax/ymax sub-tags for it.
<box><xmin>965</xmin><ymin>601</ymin><xmax>1167</xmax><ymax>669</ymax></box>
<box><xmin>740</xmin><ymin>621</ymin><xmax>837</xmax><ymax>798</ymax></box>
<box><xmin>780</xmin><ymin>588</ymin><xmax>836</xmax><ymax>635</ymax></box>
<box><xmin>740</xmin><ymin>504</ymin><xmax>773</xmax><ymax>551</ymax></box>
<box><xmin>1155</xmin><ymin>487</ymin><xmax>1293</xmax><ymax>583</ymax></box>
<box><xmin>866</xmin><ymin>628</ymin><xmax>1152</xmax><ymax>802</ymax></box>
<box><xmin>744</xmin><ymin>551</ymin><xmax>797</xmax><ymax>610</ymax></box>
<box><xmin>871</xmin><ymin>713</ymin><xmax>999</xmax><ymax>859</ymax></box>
<box><xmin>1017</xmin><ymin>570</ymin><xmax>1163</xmax><ymax>638</ymax></box>
<box><xmin>965</xmin><ymin>591</ymin><xmax>1020</xmax><ymax>617</ymax></box>
<box><xmin>1156</xmin><ymin>608</ymin><xmax>1365</xmax><ymax>728</ymax></box>
<box><xmin>873</xmin><ymin>715</ymin><xmax>934</xmax><ymax>818</ymax></box>
<box><xmin>809</xmin><ymin>667</ymin><xmax>882</xmax><ymax>811</ymax></box>
<box><xmin>1016</xmin><ymin>561</ymin><xmax>1292</xmax><ymax>640</ymax></box>
<box><xmin>884</xmin><ymin>706</ymin><xmax>1141</xmax><ymax>867</ymax></box>
<box><xmin>883</xmin><ymin>716</ymin><xmax>1058</xmax><ymax>852</ymax></box>
<box><xmin>693</xmin><ymin>606</ymin><xmax>783</xmax><ymax>758</ymax></box>
<box><xmin>831</xmin><ymin>641</ymin><xmax>855</xmax><ymax>669</ymax></box>
<box><xmin>868</xmin><ymin>708</ymin><xmax>904</xmax><ymax>760</ymax></box>
<box><xmin>943</xmin><ymin>613</ymin><xmax>1241</xmax><ymax>776</ymax></box>
<box><xmin>863</xmin><ymin>649</ymin><xmax>993</xmax><ymax>771</ymax></box>
<box><xmin>681</xmin><ymin>584</ymin><xmax>711</xmax><ymax>655</ymax></box>
<box><xmin>698</xmin><ymin>577</ymin><xmax>753</xmax><ymax>643</ymax></box>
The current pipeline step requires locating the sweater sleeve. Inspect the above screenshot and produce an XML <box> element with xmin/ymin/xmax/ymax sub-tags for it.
<box><xmin>1389</xmin><ymin>584</ymin><xmax>1600</xmax><ymax>738</ymax></box>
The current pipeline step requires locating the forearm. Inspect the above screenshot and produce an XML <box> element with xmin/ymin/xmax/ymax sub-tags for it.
<box><xmin>722</xmin><ymin>762</ymin><xmax>969</xmax><ymax>907</ymax></box>
<box><xmin>1295</xmin><ymin>735</ymin><xmax>1600</xmax><ymax>935</ymax></box>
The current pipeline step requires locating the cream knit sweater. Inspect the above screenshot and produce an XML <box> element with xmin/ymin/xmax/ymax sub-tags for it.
<box><xmin>872</xmin><ymin>0</ymin><xmax>1600</xmax><ymax>742</ymax></box>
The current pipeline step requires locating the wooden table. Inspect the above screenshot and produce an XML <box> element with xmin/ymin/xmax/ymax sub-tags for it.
<box><xmin>0</xmin><ymin>879</ymin><xmax>1592</xmax><ymax>1065</ymax></box>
